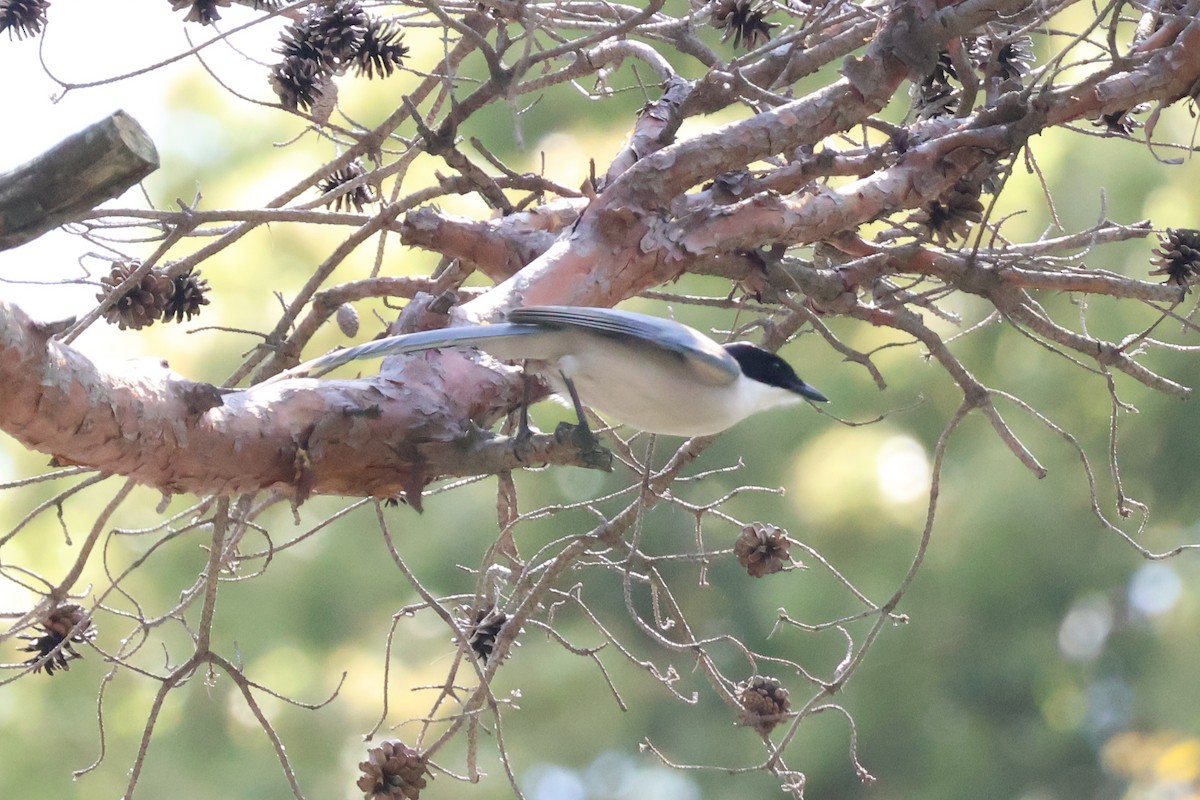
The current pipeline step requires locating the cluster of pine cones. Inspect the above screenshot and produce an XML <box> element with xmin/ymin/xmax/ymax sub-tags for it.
<box><xmin>269</xmin><ymin>0</ymin><xmax>408</xmax><ymax>113</ymax></box>
<box><xmin>97</xmin><ymin>260</ymin><xmax>210</xmax><ymax>331</ymax></box>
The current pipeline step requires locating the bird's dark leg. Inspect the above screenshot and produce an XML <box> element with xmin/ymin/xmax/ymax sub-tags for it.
<box><xmin>555</xmin><ymin>371</ymin><xmax>611</xmax><ymax>470</ymax></box>
<box><xmin>511</xmin><ymin>369</ymin><xmax>536</xmax><ymax>462</ymax></box>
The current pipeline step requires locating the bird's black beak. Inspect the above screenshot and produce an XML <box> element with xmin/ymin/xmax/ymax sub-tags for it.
<box><xmin>793</xmin><ymin>380</ymin><xmax>828</xmax><ymax>403</ymax></box>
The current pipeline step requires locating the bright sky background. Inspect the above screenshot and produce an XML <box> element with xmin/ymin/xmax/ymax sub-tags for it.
<box><xmin>0</xmin><ymin>0</ymin><xmax>284</xmax><ymax>325</ymax></box>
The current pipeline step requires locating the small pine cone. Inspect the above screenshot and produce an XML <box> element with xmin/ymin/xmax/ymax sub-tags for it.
<box><xmin>1093</xmin><ymin>105</ymin><xmax>1147</xmax><ymax>136</ymax></box>
<box><xmin>357</xmin><ymin>740</ymin><xmax>428</xmax><ymax>800</ymax></box>
<box><xmin>461</xmin><ymin>606</ymin><xmax>508</xmax><ymax>663</ymax></box>
<box><xmin>738</xmin><ymin>675</ymin><xmax>791</xmax><ymax>735</ymax></box>
<box><xmin>1150</xmin><ymin>228</ymin><xmax>1200</xmax><ymax>289</ymax></box>
<box><xmin>319</xmin><ymin>160</ymin><xmax>374</xmax><ymax>211</ymax></box>
<box><xmin>18</xmin><ymin>604</ymin><xmax>96</xmax><ymax>677</ymax></box>
<box><xmin>336</xmin><ymin>303</ymin><xmax>360</xmax><ymax>337</ymax></box>
<box><xmin>353</xmin><ymin>18</ymin><xmax>409</xmax><ymax>79</ymax></box>
<box><xmin>98</xmin><ymin>260</ymin><xmax>176</xmax><ymax>330</ymax></box>
<box><xmin>168</xmin><ymin>0</ymin><xmax>231</xmax><ymax>25</ymax></box>
<box><xmin>710</xmin><ymin>0</ymin><xmax>774</xmax><ymax>51</ymax></box>
<box><xmin>734</xmin><ymin>522</ymin><xmax>791</xmax><ymax>577</ymax></box>
<box><xmin>926</xmin><ymin>49</ymin><xmax>958</xmax><ymax>85</ymax></box>
<box><xmin>307</xmin><ymin>0</ymin><xmax>368</xmax><ymax>65</ymax></box>
<box><xmin>913</xmin><ymin>51</ymin><xmax>959</xmax><ymax>119</ymax></box>
<box><xmin>912</xmin><ymin>81</ymin><xmax>958</xmax><ymax>119</ymax></box>
<box><xmin>972</xmin><ymin>34</ymin><xmax>1034</xmax><ymax>84</ymax></box>
<box><xmin>162</xmin><ymin>267</ymin><xmax>211</xmax><ymax>324</ymax></box>
<box><xmin>270</xmin><ymin>55</ymin><xmax>329</xmax><ymax>112</ymax></box>
<box><xmin>907</xmin><ymin>179</ymin><xmax>984</xmax><ymax>245</ymax></box>
<box><xmin>275</xmin><ymin>17</ymin><xmax>329</xmax><ymax>65</ymax></box>
<box><xmin>0</xmin><ymin>0</ymin><xmax>49</xmax><ymax>38</ymax></box>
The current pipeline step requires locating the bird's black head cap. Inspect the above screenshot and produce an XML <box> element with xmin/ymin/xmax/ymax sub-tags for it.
<box><xmin>724</xmin><ymin>342</ymin><xmax>828</xmax><ymax>402</ymax></box>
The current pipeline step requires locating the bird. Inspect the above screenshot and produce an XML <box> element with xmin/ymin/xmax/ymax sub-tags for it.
<box><xmin>271</xmin><ymin>305</ymin><xmax>827</xmax><ymax>437</ymax></box>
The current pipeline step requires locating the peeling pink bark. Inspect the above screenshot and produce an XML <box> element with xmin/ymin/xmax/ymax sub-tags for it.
<box><xmin>0</xmin><ymin>300</ymin><xmax>523</xmax><ymax>499</ymax></box>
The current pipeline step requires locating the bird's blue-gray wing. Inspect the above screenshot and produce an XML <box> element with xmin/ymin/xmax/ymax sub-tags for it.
<box><xmin>507</xmin><ymin>306</ymin><xmax>740</xmax><ymax>386</ymax></box>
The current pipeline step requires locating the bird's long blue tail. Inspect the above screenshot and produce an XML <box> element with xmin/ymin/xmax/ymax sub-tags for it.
<box><xmin>266</xmin><ymin>323</ymin><xmax>548</xmax><ymax>382</ymax></box>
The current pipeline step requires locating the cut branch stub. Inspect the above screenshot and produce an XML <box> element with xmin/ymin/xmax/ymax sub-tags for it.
<box><xmin>0</xmin><ymin>110</ymin><xmax>159</xmax><ymax>252</ymax></box>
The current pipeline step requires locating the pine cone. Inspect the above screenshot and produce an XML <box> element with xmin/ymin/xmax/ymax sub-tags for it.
<box><xmin>907</xmin><ymin>178</ymin><xmax>985</xmax><ymax>244</ymax></box>
<box><xmin>0</xmin><ymin>0</ymin><xmax>49</xmax><ymax>38</ymax></box>
<box><xmin>710</xmin><ymin>0</ymin><xmax>774</xmax><ymax>50</ymax></box>
<box><xmin>168</xmin><ymin>0</ymin><xmax>231</xmax><ymax>25</ymax></box>
<box><xmin>353</xmin><ymin>18</ymin><xmax>408</xmax><ymax>79</ymax></box>
<box><xmin>275</xmin><ymin>18</ymin><xmax>329</xmax><ymax>64</ymax></box>
<box><xmin>163</xmin><ymin>267</ymin><xmax>211</xmax><ymax>323</ymax></box>
<box><xmin>913</xmin><ymin>50</ymin><xmax>959</xmax><ymax>119</ymax></box>
<box><xmin>18</xmin><ymin>604</ymin><xmax>96</xmax><ymax>677</ymax></box>
<box><xmin>336</xmin><ymin>303</ymin><xmax>360</xmax><ymax>337</ymax></box>
<box><xmin>305</xmin><ymin>0</ymin><xmax>368</xmax><ymax>66</ymax></box>
<box><xmin>972</xmin><ymin>34</ymin><xmax>1034</xmax><ymax>84</ymax></box>
<box><xmin>461</xmin><ymin>606</ymin><xmax>508</xmax><ymax>663</ymax></box>
<box><xmin>1093</xmin><ymin>104</ymin><xmax>1148</xmax><ymax>136</ymax></box>
<box><xmin>270</xmin><ymin>54</ymin><xmax>327</xmax><ymax>112</ymax></box>
<box><xmin>927</xmin><ymin>48</ymin><xmax>959</xmax><ymax>85</ymax></box>
<box><xmin>1151</xmin><ymin>228</ymin><xmax>1200</xmax><ymax>289</ymax></box>
<box><xmin>319</xmin><ymin>160</ymin><xmax>375</xmax><ymax>212</ymax></box>
<box><xmin>912</xmin><ymin>81</ymin><xmax>958</xmax><ymax>119</ymax></box>
<box><xmin>98</xmin><ymin>260</ymin><xmax>176</xmax><ymax>330</ymax></box>
<box><xmin>733</xmin><ymin>522</ymin><xmax>791</xmax><ymax>577</ymax></box>
<box><xmin>357</xmin><ymin>740</ymin><xmax>428</xmax><ymax>800</ymax></box>
<box><xmin>738</xmin><ymin>675</ymin><xmax>791</xmax><ymax>735</ymax></box>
